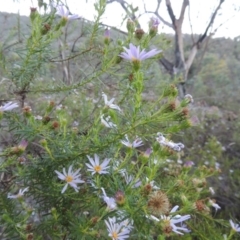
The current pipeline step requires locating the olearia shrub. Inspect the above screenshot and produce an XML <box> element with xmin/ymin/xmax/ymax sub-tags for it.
<box><xmin>0</xmin><ymin>1</ymin><xmax>239</xmax><ymax>239</ymax></box>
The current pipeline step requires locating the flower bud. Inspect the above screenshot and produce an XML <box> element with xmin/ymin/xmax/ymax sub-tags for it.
<box><xmin>42</xmin><ymin>116</ymin><xmax>51</xmax><ymax>124</ymax></box>
<box><xmin>9</xmin><ymin>140</ymin><xmax>28</xmax><ymax>156</ymax></box>
<box><xmin>22</xmin><ymin>106</ymin><xmax>32</xmax><ymax>117</ymax></box>
<box><xmin>90</xmin><ymin>216</ymin><xmax>99</xmax><ymax>226</ymax></box>
<box><xmin>115</xmin><ymin>190</ymin><xmax>125</xmax><ymax>206</ymax></box>
<box><xmin>162</xmin><ymin>84</ymin><xmax>178</xmax><ymax>98</ymax></box>
<box><xmin>183</xmin><ymin>161</ymin><xmax>194</xmax><ymax>168</ymax></box>
<box><xmin>143</xmin><ymin>183</ymin><xmax>152</xmax><ymax>195</ymax></box>
<box><xmin>41</xmin><ymin>23</ymin><xmax>51</xmax><ymax>35</ymax></box>
<box><xmin>30</xmin><ymin>7</ymin><xmax>38</xmax><ymax>22</ymax></box>
<box><xmin>148</xmin><ymin>17</ymin><xmax>160</xmax><ymax>38</ymax></box>
<box><xmin>126</xmin><ymin>19</ymin><xmax>135</xmax><ymax>33</ymax></box>
<box><xmin>39</xmin><ymin>139</ymin><xmax>47</xmax><ymax>147</ymax></box>
<box><xmin>104</xmin><ymin>28</ymin><xmax>110</xmax><ymax>45</ymax></box>
<box><xmin>51</xmin><ymin>121</ymin><xmax>60</xmax><ymax>130</ymax></box>
<box><xmin>26</xmin><ymin>233</ymin><xmax>34</xmax><ymax>240</ymax></box>
<box><xmin>135</xmin><ymin>29</ymin><xmax>145</xmax><ymax>40</ymax></box>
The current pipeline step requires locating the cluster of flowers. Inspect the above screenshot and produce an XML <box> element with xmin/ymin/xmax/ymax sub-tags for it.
<box><xmin>2</xmin><ymin>10</ymin><xmax>238</xmax><ymax>237</ymax></box>
<box><xmin>4</xmin><ymin>87</ymin><xmax>225</xmax><ymax>238</ymax></box>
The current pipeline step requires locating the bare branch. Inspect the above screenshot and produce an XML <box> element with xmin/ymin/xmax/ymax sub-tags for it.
<box><xmin>106</xmin><ymin>0</ymin><xmax>116</xmax><ymax>3</ymax></box>
<box><xmin>159</xmin><ymin>56</ymin><xmax>174</xmax><ymax>75</ymax></box>
<box><xmin>178</xmin><ymin>0</ymin><xmax>189</xmax><ymax>25</ymax></box>
<box><xmin>107</xmin><ymin>0</ymin><xmax>140</xmax><ymax>27</ymax></box>
<box><xmin>185</xmin><ymin>44</ymin><xmax>198</xmax><ymax>72</ymax></box>
<box><xmin>151</xmin><ymin>0</ymin><xmax>173</xmax><ymax>28</ymax></box>
<box><xmin>154</xmin><ymin>12</ymin><xmax>173</xmax><ymax>28</ymax></box>
<box><xmin>197</xmin><ymin>0</ymin><xmax>225</xmax><ymax>44</ymax></box>
<box><xmin>185</xmin><ymin>0</ymin><xmax>226</xmax><ymax>75</ymax></box>
<box><xmin>165</xmin><ymin>0</ymin><xmax>176</xmax><ymax>25</ymax></box>
<box><xmin>188</xmin><ymin>2</ymin><xmax>196</xmax><ymax>44</ymax></box>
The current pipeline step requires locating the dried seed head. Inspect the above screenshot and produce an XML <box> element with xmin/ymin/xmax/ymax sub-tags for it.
<box><xmin>147</xmin><ymin>190</ymin><xmax>170</xmax><ymax>215</ymax></box>
<box><xmin>26</xmin><ymin>233</ymin><xmax>33</xmax><ymax>240</ymax></box>
<box><xmin>194</xmin><ymin>200</ymin><xmax>210</xmax><ymax>213</ymax></box>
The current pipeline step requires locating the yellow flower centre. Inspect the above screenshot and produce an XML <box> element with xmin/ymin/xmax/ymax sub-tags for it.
<box><xmin>112</xmin><ymin>232</ymin><xmax>118</xmax><ymax>239</ymax></box>
<box><xmin>65</xmin><ymin>175</ymin><xmax>73</xmax><ymax>183</ymax></box>
<box><xmin>94</xmin><ymin>165</ymin><xmax>102</xmax><ymax>173</ymax></box>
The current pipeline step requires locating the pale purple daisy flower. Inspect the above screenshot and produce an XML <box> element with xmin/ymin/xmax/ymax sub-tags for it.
<box><xmin>145</xmin><ymin>177</ymin><xmax>160</xmax><ymax>190</ymax></box>
<box><xmin>209</xmin><ymin>187</ymin><xmax>215</xmax><ymax>195</ymax></box>
<box><xmin>156</xmin><ymin>133</ymin><xmax>184</xmax><ymax>152</ymax></box>
<box><xmin>229</xmin><ymin>219</ymin><xmax>240</xmax><ymax>232</ymax></box>
<box><xmin>105</xmin><ymin>216</ymin><xmax>131</xmax><ymax>240</ymax></box>
<box><xmin>209</xmin><ymin>199</ymin><xmax>221</xmax><ymax>211</ymax></box>
<box><xmin>149</xmin><ymin>17</ymin><xmax>160</xmax><ymax>28</ymax></box>
<box><xmin>142</xmin><ymin>148</ymin><xmax>152</xmax><ymax>158</ymax></box>
<box><xmin>184</xmin><ymin>94</ymin><xmax>194</xmax><ymax>103</ymax></box>
<box><xmin>8</xmin><ymin>187</ymin><xmax>29</xmax><ymax>199</ymax></box>
<box><xmin>101</xmin><ymin>115</ymin><xmax>117</xmax><ymax>128</ymax></box>
<box><xmin>118</xmin><ymin>218</ymin><xmax>134</xmax><ymax>232</ymax></box>
<box><xmin>148</xmin><ymin>205</ymin><xmax>191</xmax><ymax>235</ymax></box>
<box><xmin>55</xmin><ymin>165</ymin><xmax>84</xmax><ymax>193</ymax></box>
<box><xmin>123</xmin><ymin>172</ymin><xmax>141</xmax><ymax>188</ymax></box>
<box><xmin>86</xmin><ymin>154</ymin><xmax>110</xmax><ymax>175</ymax></box>
<box><xmin>55</xmin><ymin>5</ymin><xmax>80</xmax><ymax>20</ymax></box>
<box><xmin>102</xmin><ymin>92</ymin><xmax>121</xmax><ymax>111</ymax></box>
<box><xmin>121</xmin><ymin>135</ymin><xmax>143</xmax><ymax>148</ymax></box>
<box><xmin>184</xmin><ymin>161</ymin><xmax>194</xmax><ymax>168</ymax></box>
<box><xmin>18</xmin><ymin>139</ymin><xmax>28</xmax><ymax>151</ymax></box>
<box><xmin>119</xmin><ymin>43</ymin><xmax>161</xmax><ymax>62</ymax></box>
<box><xmin>101</xmin><ymin>188</ymin><xmax>117</xmax><ymax>211</ymax></box>
<box><xmin>0</xmin><ymin>102</ymin><xmax>18</xmax><ymax>112</ymax></box>
<box><xmin>104</xmin><ymin>28</ymin><xmax>110</xmax><ymax>39</ymax></box>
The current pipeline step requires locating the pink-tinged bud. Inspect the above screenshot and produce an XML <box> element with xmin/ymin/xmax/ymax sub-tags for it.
<box><xmin>148</xmin><ymin>17</ymin><xmax>160</xmax><ymax>38</ymax></box>
<box><xmin>9</xmin><ymin>140</ymin><xmax>28</xmax><ymax>156</ymax></box>
<box><xmin>115</xmin><ymin>190</ymin><xmax>125</xmax><ymax>206</ymax></box>
<box><xmin>18</xmin><ymin>140</ymin><xmax>28</xmax><ymax>152</ymax></box>
<box><xmin>104</xmin><ymin>28</ymin><xmax>110</xmax><ymax>45</ymax></box>
<box><xmin>184</xmin><ymin>161</ymin><xmax>194</xmax><ymax>168</ymax></box>
<box><xmin>143</xmin><ymin>148</ymin><xmax>152</xmax><ymax>158</ymax></box>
